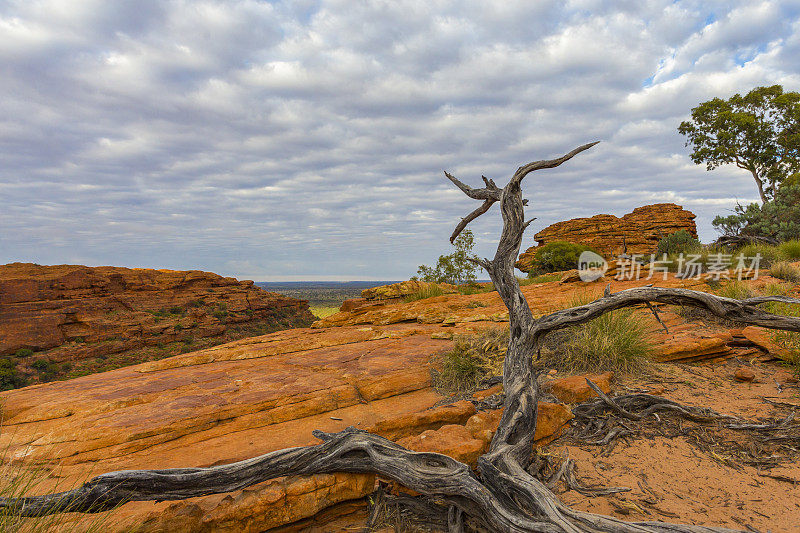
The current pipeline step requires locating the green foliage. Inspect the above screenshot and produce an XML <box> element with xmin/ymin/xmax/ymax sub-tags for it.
<box><xmin>735</xmin><ymin>242</ymin><xmax>781</xmax><ymax>267</ymax></box>
<box><xmin>770</xmin><ymin>261</ymin><xmax>800</xmax><ymax>283</ymax></box>
<box><xmin>678</xmin><ymin>85</ymin><xmax>800</xmax><ymax>202</ymax></box>
<box><xmin>415</xmin><ymin>229</ymin><xmax>480</xmax><ymax>285</ymax></box>
<box><xmin>212</xmin><ymin>303</ymin><xmax>228</xmax><ymax>320</ymax></box>
<box><xmin>457</xmin><ymin>282</ymin><xmax>493</xmax><ymax>295</ymax></box>
<box><xmin>13</xmin><ymin>349</ymin><xmax>33</xmax><ymax>358</ymax></box>
<box><xmin>656</xmin><ymin>230</ymin><xmax>701</xmax><ymax>256</ymax></box>
<box><xmin>404</xmin><ymin>284</ymin><xmax>446</xmax><ymax>302</ymax></box>
<box><xmin>0</xmin><ymin>358</ymin><xmax>25</xmax><ymax>391</ymax></box>
<box><xmin>542</xmin><ymin>293</ymin><xmax>653</xmax><ymax>374</ymax></box>
<box><xmin>713</xmin><ymin>184</ymin><xmax>800</xmax><ymax>243</ymax></box>
<box><xmin>187</xmin><ymin>299</ymin><xmax>205</xmax><ymax>308</ymax></box>
<box><xmin>778</xmin><ymin>240</ymin><xmax>800</xmax><ymax>260</ymax></box>
<box><xmin>715</xmin><ymin>281</ymin><xmax>755</xmax><ymax>300</ymax></box>
<box><xmin>431</xmin><ymin>328</ymin><xmax>508</xmax><ymax>394</ymax></box>
<box><xmin>521</xmin><ymin>273</ymin><xmax>561</xmax><ymax>285</ymax></box>
<box><xmin>529</xmin><ymin>241</ymin><xmax>598</xmax><ymax>274</ymax></box>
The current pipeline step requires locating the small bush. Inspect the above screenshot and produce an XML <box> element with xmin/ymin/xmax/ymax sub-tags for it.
<box><xmin>770</xmin><ymin>261</ymin><xmax>800</xmax><ymax>282</ymax></box>
<box><xmin>542</xmin><ymin>293</ymin><xmax>653</xmax><ymax>374</ymax></box>
<box><xmin>30</xmin><ymin>359</ymin><xmax>51</xmax><ymax>372</ymax></box>
<box><xmin>187</xmin><ymin>299</ymin><xmax>206</xmax><ymax>308</ymax></box>
<box><xmin>657</xmin><ymin>230</ymin><xmax>702</xmax><ymax>256</ymax></box>
<box><xmin>521</xmin><ymin>273</ymin><xmax>561</xmax><ymax>285</ymax></box>
<box><xmin>530</xmin><ymin>241</ymin><xmax>598</xmax><ymax>274</ymax></box>
<box><xmin>735</xmin><ymin>243</ymin><xmax>780</xmax><ymax>267</ymax></box>
<box><xmin>404</xmin><ymin>284</ymin><xmax>446</xmax><ymax>302</ymax></box>
<box><xmin>458</xmin><ymin>282</ymin><xmax>493</xmax><ymax>295</ymax></box>
<box><xmin>466</xmin><ymin>301</ymin><xmax>487</xmax><ymax>308</ymax></box>
<box><xmin>13</xmin><ymin>349</ymin><xmax>33</xmax><ymax>358</ymax></box>
<box><xmin>0</xmin><ymin>358</ymin><xmax>25</xmax><ymax>391</ymax></box>
<box><xmin>778</xmin><ymin>240</ymin><xmax>800</xmax><ymax>261</ymax></box>
<box><xmin>431</xmin><ymin>328</ymin><xmax>508</xmax><ymax>394</ymax></box>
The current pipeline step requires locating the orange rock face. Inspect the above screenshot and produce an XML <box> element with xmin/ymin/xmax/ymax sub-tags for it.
<box><xmin>0</xmin><ymin>263</ymin><xmax>314</xmax><ymax>383</ymax></box>
<box><xmin>547</xmin><ymin>372</ymin><xmax>614</xmax><ymax>404</ymax></box>
<box><xmin>516</xmin><ymin>203</ymin><xmax>698</xmax><ymax>272</ymax></box>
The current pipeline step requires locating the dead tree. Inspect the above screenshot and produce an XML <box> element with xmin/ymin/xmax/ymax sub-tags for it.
<box><xmin>3</xmin><ymin>143</ymin><xmax>800</xmax><ymax>532</ymax></box>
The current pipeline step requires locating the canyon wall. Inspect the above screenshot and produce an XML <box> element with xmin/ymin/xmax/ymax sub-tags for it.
<box><xmin>0</xmin><ymin>263</ymin><xmax>314</xmax><ymax>386</ymax></box>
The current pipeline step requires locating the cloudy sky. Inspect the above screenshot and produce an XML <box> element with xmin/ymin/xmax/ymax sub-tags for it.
<box><xmin>1</xmin><ymin>1</ymin><xmax>799</xmax><ymax>281</ymax></box>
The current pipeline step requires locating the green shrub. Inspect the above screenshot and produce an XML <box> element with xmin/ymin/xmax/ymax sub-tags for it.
<box><xmin>778</xmin><ymin>240</ymin><xmax>800</xmax><ymax>261</ymax></box>
<box><xmin>0</xmin><ymin>358</ymin><xmax>25</xmax><ymax>391</ymax></box>
<box><xmin>187</xmin><ymin>299</ymin><xmax>205</xmax><ymax>308</ymax></box>
<box><xmin>713</xmin><ymin>184</ymin><xmax>800</xmax><ymax>243</ymax></box>
<box><xmin>521</xmin><ymin>273</ymin><xmax>561</xmax><ymax>285</ymax></box>
<box><xmin>542</xmin><ymin>293</ymin><xmax>653</xmax><ymax>374</ymax></box>
<box><xmin>404</xmin><ymin>284</ymin><xmax>446</xmax><ymax>302</ymax></box>
<box><xmin>770</xmin><ymin>261</ymin><xmax>800</xmax><ymax>282</ymax></box>
<box><xmin>529</xmin><ymin>241</ymin><xmax>598</xmax><ymax>274</ymax></box>
<box><xmin>13</xmin><ymin>349</ymin><xmax>33</xmax><ymax>358</ymax></box>
<box><xmin>656</xmin><ymin>230</ymin><xmax>702</xmax><ymax>256</ymax></box>
<box><xmin>715</xmin><ymin>281</ymin><xmax>756</xmax><ymax>300</ymax></box>
<box><xmin>735</xmin><ymin>242</ymin><xmax>780</xmax><ymax>267</ymax></box>
<box><xmin>415</xmin><ymin>229</ymin><xmax>479</xmax><ymax>285</ymax></box>
<box><xmin>431</xmin><ymin>328</ymin><xmax>507</xmax><ymax>394</ymax></box>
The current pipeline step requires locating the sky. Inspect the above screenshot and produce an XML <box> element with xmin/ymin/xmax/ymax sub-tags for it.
<box><xmin>1</xmin><ymin>1</ymin><xmax>799</xmax><ymax>281</ymax></box>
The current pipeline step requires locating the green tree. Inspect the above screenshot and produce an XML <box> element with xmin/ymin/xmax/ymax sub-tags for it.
<box><xmin>414</xmin><ymin>229</ymin><xmax>479</xmax><ymax>284</ymax></box>
<box><xmin>712</xmin><ymin>183</ymin><xmax>800</xmax><ymax>243</ymax></box>
<box><xmin>678</xmin><ymin>85</ymin><xmax>800</xmax><ymax>203</ymax></box>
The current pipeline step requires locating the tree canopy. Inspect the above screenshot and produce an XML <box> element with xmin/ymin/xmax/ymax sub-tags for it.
<box><xmin>414</xmin><ymin>228</ymin><xmax>479</xmax><ymax>285</ymax></box>
<box><xmin>678</xmin><ymin>84</ymin><xmax>800</xmax><ymax>203</ymax></box>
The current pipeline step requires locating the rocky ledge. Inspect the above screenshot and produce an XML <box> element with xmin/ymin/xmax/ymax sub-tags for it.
<box><xmin>0</xmin><ymin>263</ymin><xmax>314</xmax><ymax>386</ymax></box>
<box><xmin>516</xmin><ymin>203</ymin><xmax>697</xmax><ymax>271</ymax></box>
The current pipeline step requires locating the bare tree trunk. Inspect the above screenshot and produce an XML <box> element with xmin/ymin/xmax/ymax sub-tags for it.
<box><xmin>751</xmin><ymin>168</ymin><xmax>768</xmax><ymax>203</ymax></box>
<box><xmin>3</xmin><ymin>143</ymin><xmax>800</xmax><ymax>532</ymax></box>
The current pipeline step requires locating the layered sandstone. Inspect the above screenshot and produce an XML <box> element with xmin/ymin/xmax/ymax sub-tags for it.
<box><xmin>0</xmin><ymin>263</ymin><xmax>314</xmax><ymax>384</ymax></box>
<box><xmin>1</xmin><ymin>271</ymin><xmax>797</xmax><ymax>531</ymax></box>
<box><xmin>516</xmin><ymin>203</ymin><xmax>698</xmax><ymax>272</ymax></box>
<box><xmin>0</xmin><ymin>324</ymin><xmax>570</xmax><ymax>532</ymax></box>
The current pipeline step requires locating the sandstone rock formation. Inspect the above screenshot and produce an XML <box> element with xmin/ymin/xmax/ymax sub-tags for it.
<box><xmin>0</xmin><ymin>324</ymin><xmax>570</xmax><ymax>532</ymax></box>
<box><xmin>516</xmin><ymin>203</ymin><xmax>698</xmax><ymax>272</ymax></box>
<box><xmin>0</xmin><ymin>263</ymin><xmax>314</xmax><ymax>386</ymax></box>
<box><xmin>2</xmin><ymin>270</ymin><xmax>797</xmax><ymax>531</ymax></box>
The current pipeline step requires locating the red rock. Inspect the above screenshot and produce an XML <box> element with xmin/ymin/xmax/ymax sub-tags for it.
<box><xmin>360</xmin><ymin>280</ymin><xmax>458</xmax><ymax>300</ymax></box>
<box><xmin>548</xmin><ymin>372</ymin><xmax>614</xmax><ymax>404</ymax></box>
<box><xmin>516</xmin><ymin>203</ymin><xmax>697</xmax><ymax>271</ymax></box>
<box><xmin>0</xmin><ymin>263</ymin><xmax>314</xmax><ymax>383</ymax></box>
<box><xmin>734</xmin><ymin>367</ymin><xmax>756</xmax><ymax>382</ymax></box>
<box><xmin>398</xmin><ymin>424</ymin><xmax>487</xmax><ymax>466</ymax></box>
<box><xmin>741</xmin><ymin>326</ymin><xmax>794</xmax><ymax>361</ymax></box>
<box><xmin>0</xmin><ymin>327</ymin><xmax>461</xmax><ymax>532</ymax></box>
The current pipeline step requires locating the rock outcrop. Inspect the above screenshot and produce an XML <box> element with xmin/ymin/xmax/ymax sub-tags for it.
<box><xmin>0</xmin><ymin>324</ymin><xmax>570</xmax><ymax>532</ymax></box>
<box><xmin>516</xmin><ymin>203</ymin><xmax>698</xmax><ymax>272</ymax></box>
<box><xmin>0</xmin><ymin>263</ymin><xmax>314</xmax><ymax>385</ymax></box>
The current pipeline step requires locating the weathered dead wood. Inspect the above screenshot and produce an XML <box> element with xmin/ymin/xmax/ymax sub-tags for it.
<box><xmin>3</xmin><ymin>143</ymin><xmax>799</xmax><ymax>532</ymax></box>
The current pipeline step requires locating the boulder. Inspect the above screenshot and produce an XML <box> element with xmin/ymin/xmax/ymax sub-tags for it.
<box><xmin>361</xmin><ymin>280</ymin><xmax>459</xmax><ymax>301</ymax></box>
<box><xmin>547</xmin><ymin>372</ymin><xmax>614</xmax><ymax>404</ymax></box>
<box><xmin>517</xmin><ymin>203</ymin><xmax>697</xmax><ymax>272</ymax></box>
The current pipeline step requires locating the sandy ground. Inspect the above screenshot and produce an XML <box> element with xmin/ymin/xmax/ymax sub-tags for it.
<box><xmin>549</xmin><ymin>357</ymin><xmax>800</xmax><ymax>532</ymax></box>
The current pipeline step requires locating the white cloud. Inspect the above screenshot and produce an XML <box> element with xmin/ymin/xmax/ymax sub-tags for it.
<box><xmin>0</xmin><ymin>0</ymin><xmax>798</xmax><ymax>280</ymax></box>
